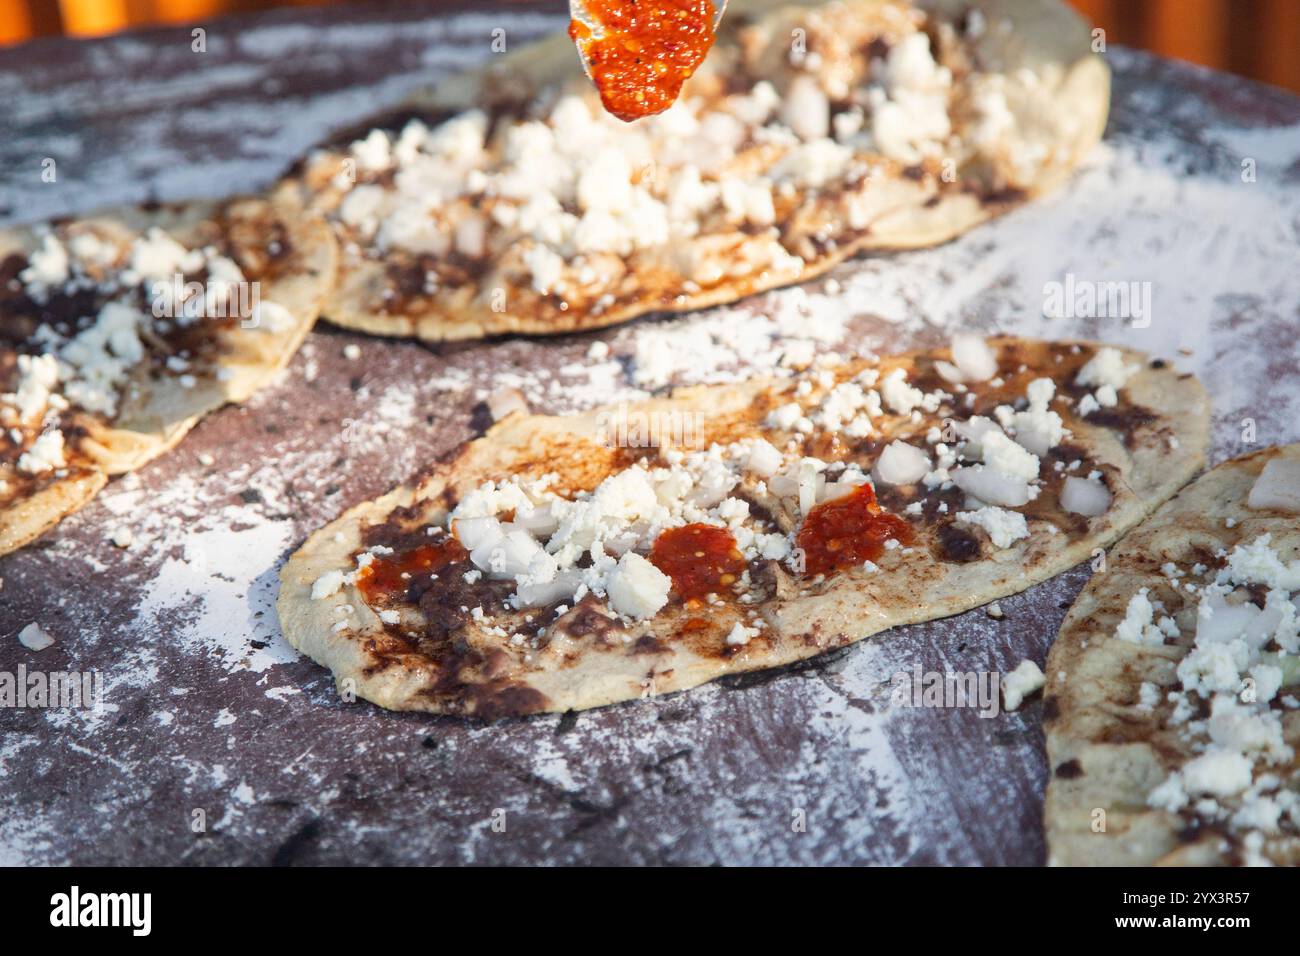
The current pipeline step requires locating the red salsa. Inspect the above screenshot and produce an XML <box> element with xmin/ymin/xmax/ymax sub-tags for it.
<box><xmin>795</xmin><ymin>484</ymin><xmax>912</xmax><ymax>578</ymax></box>
<box><xmin>650</xmin><ymin>522</ymin><xmax>746</xmax><ymax>601</ymax></box>
<box><xmin>570</xmin><ymin>0</ymin><xmax>718</xmax><ymax>122</ymax></box>
<box><xmin>356</xmin><ymin>536</ymin><xmax>467</xmax><ymax>602</ymax></box>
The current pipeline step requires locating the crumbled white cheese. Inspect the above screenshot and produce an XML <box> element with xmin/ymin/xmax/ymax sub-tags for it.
<box><xmin>4</xmin><ymin>353</ymin><xmax>60</xmax><ymax>422</ymax></box>
<box><xmin>879</xmin><ymin>368</ymin><xmax>923</xmax><ymax>415</ymax></box>
<box><xmin>311</xmin><ymin>570</ymin><xmax>347</xmax><ymax>600</ymax></box>
<box><xmin>864</xmin><ymin>33</ymin><xmax>953</xmax><ymax>164</ymax></box>
<box><xmin>955</xmin><ymin>506</ymin><xmax>1029</xmax><ymax>549</ymax></box>
<box><xmin>1181</xmin><ymin>749</ymin><xmax>1254</xmax><ymax>798</ymax></box>
<box><xmin>1002</xmin><ymin>659</ymin><xmax>1045</xmax><ymax>711</ymax></box>
<box><xmin>979</xmin><ymin>431</ymin><xmax>1040</xmax><ymax>482</ymax></box>
<box><xmin>771</xmin><ymin>138</ymin><xmax>853</xmax><ymax>189</ymax></box>
<box><xmin>1011</xmin><ymin>378</ymin><xmax>1067</xmax><ymax>455</ymax></box>
<box><xmin>522</xmin><ymin>244</ymin><xmax>565</xmax><ymax>296</ymax></box>
<box><xmin>18</xmin><ymin>234</ymin><xmax>71</xmax><ymax>298</ymax></box>
<box><xmin>745</xmin><ymin>439</ymin><xmax>784</xmax><ymax>478</ymax></box>
<box><xmin>1075</xmin><ymin>347</ymin><xmax>1138</xmax><ymax>391</ymax></box>
<box><xmin>725</xmin><ymin>621</ymin><xmax>760</xmax><ymax>647</ymax></box>
<box><xmin>17</xmin><ymin>429</ymin><xmax>66</xmax><ymax>475</ymax></box>
<box><xmin>1113</xmin><ymin>588</ymin><xmax>1167</xmax><ymax>646</ymax></box>
<box><xmin>1136</xmin><ymin>681</ymin><xmax>1161</xmax><ymax>711</ymax></box>
<box><xmin>1219</xmin><ymin>534</ymin><xmax>1300</xmax><ymax>592</ymax></box>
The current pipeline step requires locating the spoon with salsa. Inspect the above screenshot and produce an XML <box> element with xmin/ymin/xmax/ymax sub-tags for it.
<box><xmin>569</xmin><ymin>0</ymin><xmax>728</xmax><ymax>122</ymax></box>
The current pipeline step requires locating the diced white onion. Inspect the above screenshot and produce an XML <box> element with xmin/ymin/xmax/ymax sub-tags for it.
<box><xmin>1195</xmin><ymin>592</ymin><xmax>1265</xmax><ymax>647</ymax></box>
<box><xmin>472</xmin><ymin>528</ymin><xmax>543</xmax><ymax>578</ymax></box>
<box><xmin>1247</xmin><ymin>458</ymin><xmax>1300</xmax><ymax>513</ymax></box>
<box><xmin>872</xmin><ymin>440</ymin><xmax>930</xmax><ymax>485</ymax></box>
<box><xmin>746</xmin><ymin>439</ymin><xmax>784</xmax><ymax>478</ymax></box>
<box><xmin>764</xmin><ymin>476</ymin><xmax>795</xmax><ymax>496</ymax></box>
<box><xmin>820</xmin><ymin>481</ymin><xmax>857</xmax><ymax>502</ymax></box>
<box><xmin>797</xmin><ymin>458</ymin><xmax>823</xmax><ymax>517</ymax></box>
<box><xmin>600</xmin><ymin>532</ymin><xmax>640</xmax><ymax>556</ymax></box>
<box><xmin>514</xmin><ymin>504</ymin><xmax>559</xmax><ymax>537</ymax></box>
<box><xmin>953</xmin><ymin>416</ymin><xmax>1003</xmax><ymax>446</ymax></box>
<box><xmin>951</xmin><ymin>466</ymin><xmax>1031</xmax><ymax>507</ymax></box>
<box><xmin>1014</xmin><ymin>425</ymin><xmax>1051</xmax><ymax>458</ymax></box>
<box><xmin>514</xmin><ymin>571</ymin><xmax>584</xmax><ymax>608</ymax></box>
<box><xmin>951</xmin><ymin>333</ymin><xmax>998</xmax><ymax>382</ymax></box>
<box><xmin>935</xmin><ymin>360</ymin><xmax>964</xmax><ymax>384</ymax></box>
<box><xmin>452</xmin><ymin>515</ymin><xmax>503</xmax><ymax>551</ymax></box>
<box><xmin>1060</xmin><ymin>476</ymin><xmax>1111</xmax><ymax>517</ymax></box>
<box><xmin>689</xmin><ymin>471</ymin><xmax>734</xmax><ymax>509</ymax></box>
<box><xmin>486</xmin><ymin>386</ymin><xmax>529</xmax><ymax>422</ymax></box>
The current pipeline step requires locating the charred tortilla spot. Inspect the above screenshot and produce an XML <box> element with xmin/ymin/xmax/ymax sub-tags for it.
<box><xmin>978</xmin><ymin>186</ymin><xmax>1029</xmax><ymax>206</ymax></box>
<box><xmin>562</xmin><ymin>597</ymin><xmax>625</xmax><ymax>641</ymax></box>
<box><xmin>360</xmin><ymin>511</ymin><xmax>435</xmax><ymax>553</ymax></box>
<box><xmin>1054</xmin><ymin>758</ymin><xmax>1083</xmax><ymax>779</ymax></box>
<box><xmin>413</xmin><ymin>565</ymin><xmax>509</xmax><ymax>643</ymax></box>
<box><xmin>417</xmin><ymin>638</ymin><xmax>551</xmax><ymax>720</ymax></box>
<box><xmin>482</xmin><ymin>648</ymin><xmax>513</xmax><ymax>679</ymax></box>
<box><xmin>633</xmin><ymin>634</ymin><xmax>668</xmax><ymax>655</ymax></box>
<box><xmin>1041</xmin><ymin>696</ymin><xmax>1060</xmax><ymax>722</ymax></box>
<box><xmin>1176</xmin><ymin>820</ymin><xmax>1205</xmax><ymax>844</ymax></box>
<box><xmin>1084</xmin><ymin>404</ymin><xmax>1158</xmax><ymax>448</ymax></box>
<box><xmin>935</xmin><ymin>522</ymin><xmax>982</xmax><ymax>562</ymax></box>
<box><xmin>469</xmin><ymin>684</ymin><xmax>550</xmax><ymax>720</ymax></box>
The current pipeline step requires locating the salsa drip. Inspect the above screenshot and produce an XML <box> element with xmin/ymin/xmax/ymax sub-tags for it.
<box><xmin>650</xmin><ymin>522</ymin><xmax>746</xmax><ymax>601</ymax></box>
<box><xmin>356</xmin><ymin>536</ymin><xmax>467</xmax><ymax>602</ymax></box>
<box><xmin>795</xmin><ymin>484</ymin><xmax>912</xmax><ymax>578</ymax></box>
<box><xmin>570</xmin><ymin>0</ymin><xmax>718</xmax><ymax>122</ymax></box>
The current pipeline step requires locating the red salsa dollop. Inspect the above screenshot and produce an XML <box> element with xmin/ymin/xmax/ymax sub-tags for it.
<box><xmin>570</xmin><ymin>0</ymin><xmax>718</xmax><ymax>122</ymax></box>
<box><xmin>795</xmin><ymin>484</ymin><xmax>912</xmax><ymax>577</ymax></box>
<box><xmin>650</xmin><ymin>522</ymin><xmax>746</xmax><ymax>601</ymax></box>
<box><xmin>356</xmin><ymin>536</ymin><xmax>467</xmax><ymax>602</ymax></box>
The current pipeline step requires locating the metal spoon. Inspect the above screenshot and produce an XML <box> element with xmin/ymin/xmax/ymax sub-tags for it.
<box><xmin>568</xmin><ymin>0</ymin><xmax>730</xmax><ymax>81</ymax></box>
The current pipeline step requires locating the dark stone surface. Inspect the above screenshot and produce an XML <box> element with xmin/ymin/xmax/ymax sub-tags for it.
<box><xmin>1</xmin><ymin>1</ymin><xmax>1298</xmax><ymax>865</ymax></box>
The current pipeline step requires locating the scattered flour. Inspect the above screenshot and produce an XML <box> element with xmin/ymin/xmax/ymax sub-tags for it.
<box><xmin>2</xmin><ymin>31</ymin><xmax>1299</xmax><ymax>865</ymax></box>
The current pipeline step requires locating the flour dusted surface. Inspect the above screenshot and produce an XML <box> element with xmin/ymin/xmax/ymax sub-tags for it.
<box><xmin>1</xmin><ymin>4</ymin><xmax>1299</xmax><ymax>864</ymax></box>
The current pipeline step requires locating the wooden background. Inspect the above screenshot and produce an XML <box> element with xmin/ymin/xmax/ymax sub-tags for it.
<box><xmin>2</xmin><ymin>0</ymin><xmax>1299</xmax><ymax>94</ymax></box>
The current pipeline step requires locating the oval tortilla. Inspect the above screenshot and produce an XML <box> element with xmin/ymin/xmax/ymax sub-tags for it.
<box><xmin>1043</xmin><ymin>444</ymin><xmax>1300</xmax><ymax>866</ymax></box>
<box><xmin>278</xmin><ymin>339</ymin><xmax>1206</xmax><ymax>719</ymax></box>
<box><xmin>0</xmin><ymin>469</ymin><xmax>107</xmax><ymax>557</ymax></box>
<box><xmin>0</xmin><ymin>193</ymin><xmax>338</xmax><ymax>554</ymax></box>
<box><xmin>284</xmin><ymin>0</ymin><xmax>1109</xmax><ymax>342</ymax></box>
